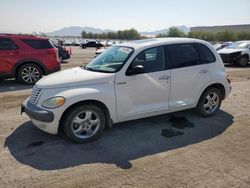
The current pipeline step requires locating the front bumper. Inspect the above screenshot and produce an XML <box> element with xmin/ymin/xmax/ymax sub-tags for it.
<box><xmin>219</xmin><ymin>53</ymin><xmax>241</xmax><ymax>63</ymax></box>
<box><xmin>21</xmin><ymin>99</ymin><xmax>54</xmax><ymax>122</ymax></box>
<box><xmin>21</xmin><ymin>99</ymin><xmax>59</xmax><ymax>134</ymax></box>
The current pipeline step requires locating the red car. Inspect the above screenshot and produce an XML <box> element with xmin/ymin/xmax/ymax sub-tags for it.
<box><xmin>0</xmin><ymin>34</ymin><xmax>61</xmax><ymax>84</ymax></box>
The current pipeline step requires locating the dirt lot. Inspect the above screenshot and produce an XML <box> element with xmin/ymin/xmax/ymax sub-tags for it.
<box><xmin>0</xmin><ymin>47</ymin><xmax>250</xmax><ymax>188</ymax></box>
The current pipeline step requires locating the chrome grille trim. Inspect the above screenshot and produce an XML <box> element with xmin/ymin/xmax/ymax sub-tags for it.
<box><xmin>29</xmin><ymin>87</ymin><xmax>42</xmax><ymax>105</ymax></box>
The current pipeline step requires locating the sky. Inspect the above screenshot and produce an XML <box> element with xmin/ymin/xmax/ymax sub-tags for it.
<box><xmin>0</xmin><ymin>0</ymin><xmax>250</xmax><ymax>33</ymax></box>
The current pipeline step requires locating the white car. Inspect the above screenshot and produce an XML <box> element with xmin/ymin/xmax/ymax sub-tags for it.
<box><xmin>22</xmin><ymin>38</ymin><xmax>231</xmax><ymax>143</ymax></box>
<box><xmin>218</xmin><ymin>41</ymin><xmax>250</xmax><ymax>66</ymax></box>
<box><xmin>95</xmin><ymin>47</ymin><xmax>107</xmax><ymax>57</ymax></box>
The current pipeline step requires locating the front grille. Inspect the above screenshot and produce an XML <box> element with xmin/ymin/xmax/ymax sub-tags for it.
<box><xmin>29</xmin><ymin>87</ymin><xmax>42</xmax><ymax>105</ymax></box>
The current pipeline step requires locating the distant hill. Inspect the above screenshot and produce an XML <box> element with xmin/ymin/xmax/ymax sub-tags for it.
<box><xmin>47</xmin><ymin>25</ymin><xmax>190</xmax><ymax>37</ymax></box>
<box><xmin>141</xmin><ymin>26</ymin><xmax>190</xmax><ymax>36</ymax></box>
<box><xmin>47</xmin><ymin>26</ymin><xmax>113</xmax><ymax>36</ymax></box>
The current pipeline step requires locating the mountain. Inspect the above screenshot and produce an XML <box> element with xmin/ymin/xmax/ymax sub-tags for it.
<box><xmin>140</xmin><ymin>26</ymin><xmax>190</xmax><ymax>36</ymax></box>
<box><xmin>47</xmin><ymin>25</ymin><xmax>190</xmax><ymax>37</ymax></box>
<box><xmin>47</xmin><ymin>26</ymin><xmax>113</xmax><ymax>36</ymax></box>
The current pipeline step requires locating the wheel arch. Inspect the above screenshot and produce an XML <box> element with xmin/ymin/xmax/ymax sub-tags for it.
<box><xmin>13</xmin><ymin>59</ymin><xmax>47</xmax><ymax>78</ymax></box>
<box><xmin>58</xmin><ymin>99</ymin><xmax>112</xmax><ymax>134</ymax></box>
<box><xmin>198</xmin><ymin>83</ymin><xmax>226</xmax><ymax>103</ymax></box>
<box><xmin>242</xmin><ymin>53</ymin><xmax>249</xmax><ymax>60</ymax></box>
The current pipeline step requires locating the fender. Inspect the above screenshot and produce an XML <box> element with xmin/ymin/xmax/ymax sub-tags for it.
<box><xmin>240</xmin><ymin>52</ymin><xmax>249</xmax><ymax>59</ymax></box>
<box><xmin>195</xmin><ymin>81</ymin><xmax>227</xmax><ymax>106</ymax></box>
<box><xmin>60</xmin><ymin>87</ymin><xmax>117</xmax><ymax>123</ymax></box>
<box><xmin>12</xmin><ymin>58</ymin><xmax>48</xmax><ymax>76</ymax></box>
<box><xmin>36</xmin><ymin>84</ymin><xmax>117</xmax><ymax>133</ymax></box>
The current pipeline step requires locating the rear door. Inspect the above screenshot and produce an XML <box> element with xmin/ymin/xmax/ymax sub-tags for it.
<box><xmin>21</xmin><ymin>39</ymin><xmax>57</xmax><ymax>68</ymax></box>
<box><xmin>167</xmin><ymin>43</ymin><xmax>212</xmax><ymax>108</ymax></box>
<box><xmin>0</xmin><ymin>38</ymin><xmax>20</xmax><ymax>75</ymax></box>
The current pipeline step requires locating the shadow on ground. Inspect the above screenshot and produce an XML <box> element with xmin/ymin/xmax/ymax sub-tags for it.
<box><xmin>0</xmin><ymin>79</ymin><xmax>32</xmax><ymax>92</ymax></box>
<box><xmin>224</xmin><ymin>63</ymin><xmax>250</xmax><ymax>68</ymax></box>
<box><xmin>5</xmin><ymin>110</ymin><xmax>233</xmax><ymax>170</ymax></box>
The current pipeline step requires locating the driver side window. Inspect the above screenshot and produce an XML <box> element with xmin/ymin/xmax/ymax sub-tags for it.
<box><xmin>130</xmin><ymin>46</ymin><xmax>165</xmax><ymax>73</ymax></box>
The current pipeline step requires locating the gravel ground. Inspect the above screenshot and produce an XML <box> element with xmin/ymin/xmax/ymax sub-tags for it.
<box><xmin>0</xmin><ymin>47</ymin><xmax>250</xmax><ymax>188</ymax></box>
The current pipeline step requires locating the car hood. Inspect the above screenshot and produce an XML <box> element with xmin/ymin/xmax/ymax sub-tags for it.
<box><xmin>36</xmin><ymin>67</ymin><xmax>115</xmax><ymax>89</ymax></box>
<box><xmin>218</xmin><ymin>48</ymin><xmax>244</xmax><ymax>54</ymax></box>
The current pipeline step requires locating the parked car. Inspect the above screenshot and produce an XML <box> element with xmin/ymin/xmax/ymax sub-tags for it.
<box><xmin>213</xmin><ymin>42</ymin><xmax>232</xmax><ymax>51</ymax></box>
<box><xmin>72</xmin><ymin>39</ymin><xmax>81</xmax><ymax>46</ymax></box>
<box><xmin>53</xmin><ymin>44</ymin><xmax>70</xmax><ymax>62</ymax></box>
<box><xmin>218</xmin><ymin>41</ymin><xmax>250</xmax><ymax>66</ymax></box>
<box><xmin>95</xmin><ymin>47</ymin><xmax>106</xmax><ymax>57</ymax></box>
<box><xmin>80</xmin><ymin>41</ymin><xmax>103</xmax><ymax>49</ymax></box>
<box><xmin>63</xmin><ymin>40</ymin><xmax>73</xmax><ymax>46</ymax></box>
<box><xmin>21</xmin><ymin>38</ymin><xmax>231</xmax><ymax>143</ymax></box>
<box><xmin>0</xmin><ymin>34</ymin><xmax>61</xmax><ymax>84</ymax></box>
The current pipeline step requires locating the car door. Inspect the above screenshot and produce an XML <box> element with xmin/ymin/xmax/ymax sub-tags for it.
<box><xmin>167</xmin><ymin>43</ymin><xmax>212</xmax><ymax>108</ymax></box>
<box><xmin>0</xmin><ymin>38</ymin><xmax>20</xmax><ymax>75</ymax></box>
<box><xmin>115</xmin><ymin>46</ymin><xmax>171</xmax><ymax>121</ymax></box>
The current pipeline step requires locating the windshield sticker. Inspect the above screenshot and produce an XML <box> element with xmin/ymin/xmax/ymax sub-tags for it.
<box><xmin>119</xmin><ymin>47</ymin><xmax>132</xmax><ymax>54</ymax></box>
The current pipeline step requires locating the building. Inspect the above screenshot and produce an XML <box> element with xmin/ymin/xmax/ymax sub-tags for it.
<box><xmin>190</xmin><ymin>24</ymin><xmax>250</xmax><ymax>33</ymax></box>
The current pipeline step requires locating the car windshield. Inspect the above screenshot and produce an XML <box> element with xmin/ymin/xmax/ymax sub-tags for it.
<box><xmin>226</xmin><ymin>42</ymin><xmax>250</xmax><ymax>49</ymax></box>
<box><xmin>85</xmin><ymin>46</ymin><xmax>133</xmax><ymax>73</ymax></box>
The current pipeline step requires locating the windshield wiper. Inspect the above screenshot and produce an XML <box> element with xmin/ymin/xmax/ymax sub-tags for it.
<box><xmin>85</xmin><ymin>66</ymin><xmax>113</xmax><ymax>73</ymax></box>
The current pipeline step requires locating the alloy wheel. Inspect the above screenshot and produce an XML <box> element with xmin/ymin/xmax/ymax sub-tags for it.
<box><xmin>203</xmin><ymin>92</ymin><xmax>219</xmax><ymax>114</ymax></box>
<box><xmin>71</xmin><ymin>110</ymin><xmax>101</xmax><ymax>139</ymax></box>
<box><xmin>21</xmin><ymin>66</ymin><xmax>41</xmax><ymax>84</ymax></box>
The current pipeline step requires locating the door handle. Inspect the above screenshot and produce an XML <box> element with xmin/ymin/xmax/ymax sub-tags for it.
<box><xmin>158</xmin><ymin>75</ymin><xmax>170</xmax><ymax>80</ymax></box>
<box><xmin>199</xmin><ymin>70</ymin><xmax>208</xmax><ymax>74</ymax></box>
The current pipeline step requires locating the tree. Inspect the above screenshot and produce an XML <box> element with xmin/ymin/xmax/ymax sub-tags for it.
<box><xmin>81</xmin><ymin>28</ymin><xmax>142</xmax><ymax>40</ymax></box>
<box><xmin>167</xmin><ymin>27</ymin><xmax>186</xmax><ymax>37</ymax></box>
<box><xmin>81</xmin><ymin>31</ymin><xmax>87</xmax><ymax>38</ymax></box>
<box><xmin>237</xmin><ymin>31</ymin><xmax>250</xmax><ymax>40</ymax></box>
<box><xmin>216</xmin><ymin>30</ymin><xmax>236</xmax><ymax>42</ymax></box>
<box><xmin>156</xmin><ymin>27</ymin><xmax>186</xmax><ymax>38</ymax></box>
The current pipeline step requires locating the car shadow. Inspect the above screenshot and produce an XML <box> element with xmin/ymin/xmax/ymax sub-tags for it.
<box><xmin>61</xmin><ymin>61</ymin><xmax>69</xmax><ymax>64</ymax></box>
<box><xmin>0</xmin><ymin>79</ymin><xmax>33</xmax><ymax>92</ymax></box>
<box><xmin>224</xmin><ymin>63</ymin><xmax>250</xmax><ymax>68</ymax></box>
<box><xmin>5</xmin><ymin>110</ymin><xmax>233</xmax><ymax>171</ymax></box>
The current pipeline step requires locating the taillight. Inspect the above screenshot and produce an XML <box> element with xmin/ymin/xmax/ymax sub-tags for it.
<box><xmin>226</xmin><ymin>74</ymin><xmax>231</xmax><ymax>84</ymax></box>
<box><xmin>47</xmin><ymin>48</ymin><xmax>58</xmax><ymax>58</ymax></box>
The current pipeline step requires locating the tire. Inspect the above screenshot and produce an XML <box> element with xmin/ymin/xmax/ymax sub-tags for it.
<box><xmin>17</xmin><ymin>63</ymin><xmax>43</xmax><ymax>85</ymax></box>
<box><xmin>196</xmin><ymin>87</ymin><xmax>222</xmax><ymax>117</ymax></box>
<box><xmin>63</xmin><ymin>105</ymin><xmax>105</xmax><ymax>143</ymax></box>
<box><xmin>59</xmin><ymin>55</ymin><xmax>63</xmax><ymax>63</ymax></box>
<box><xmin>237</xmin><ymin>56</ymin><xmax>248</xmax><ymax>67</ymax></box>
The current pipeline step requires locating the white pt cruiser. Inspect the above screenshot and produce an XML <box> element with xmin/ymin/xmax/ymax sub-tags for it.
<box><xmin>22</xmin><ymin>38</ymin><xmax>231</xmax><ymax>143</ymax></box>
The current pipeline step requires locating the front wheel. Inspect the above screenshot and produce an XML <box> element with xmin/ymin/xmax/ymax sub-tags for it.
<box><xmin>237</xmin><ymin>56</ymin><xmax>248</xmax><ymax>67</ymax></box>
<box><xmin>63</xmin><ymin>105</ymin><xmax>105</xmax><ymax>143</ymax></box>
<box><xmin>196</xmin><ymin>88</ymin><xmax>222</xmax><ymax>117</ymax></box>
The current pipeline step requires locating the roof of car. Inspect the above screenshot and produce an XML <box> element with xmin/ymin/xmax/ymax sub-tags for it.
<box><xmin>0</xmin><ymin>33</ymin><xmax>48</xmax><ymax>40</ymax></box>
<box><xmin>120</xmin><ymin>38</ymin><xmax>203</xmax><ymax>49</ymax></box>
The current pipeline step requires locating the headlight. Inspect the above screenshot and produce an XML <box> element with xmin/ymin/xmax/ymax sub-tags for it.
<box><xmin>42</xmin><ymin>97</ymin><xmax>65</xmax><ymax>109</ymax></box>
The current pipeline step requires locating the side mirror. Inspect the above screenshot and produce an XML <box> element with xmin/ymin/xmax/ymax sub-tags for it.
<box><xmin>126</xmin><ymin>65</ymin><xmax>145</xmax><ymax>76</ymax></box>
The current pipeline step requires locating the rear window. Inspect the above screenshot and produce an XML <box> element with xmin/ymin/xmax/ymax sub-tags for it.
<box><xmin>168</xmin><ymin>43</ymin><xmax>199</xmax><ymax>69</ymax></box>
<box><xmin>0</xmin><ymin>38</ymin><xmax>18</xmax><ymax>50</ymax></box>
<box><xmin>195</xmin><ymin>43</ymin><xmax>216</xmax><ymax>63</ymax></box>
<box><xmin>22</xmin><ymin>39</ymin><xmax>53</xmax><ymax>49</ymax></box>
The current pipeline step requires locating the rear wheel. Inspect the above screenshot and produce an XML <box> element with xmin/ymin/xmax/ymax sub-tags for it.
<box><xmin>17</xmin><ymin>63</ymin><xmax>43</xmax><ymax>85</ymax></box>
<box><xmin>237</xmin><ymin>56</ymin><xmax>248</xmax><ymax>67</ymax></box>
<box><xmin>63</xmin><ymin>105</ymin><xmax>105</xmax><ymax>143</ymax></box>
<box><xmin>58</xmin><ymin>55</ymin><xmax>63</xmax><ymax>63</ymax></box>
<box><xmin>196</xmin><ymin>88</ymin><xmax>222</xmax><ymax>117</ymax></box>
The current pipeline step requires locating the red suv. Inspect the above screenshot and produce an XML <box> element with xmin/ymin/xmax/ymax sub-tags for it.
<box><xmin>0</xmin><ymin>34</ymin><xmax>61</xmax><ymax>84</ymax></box>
